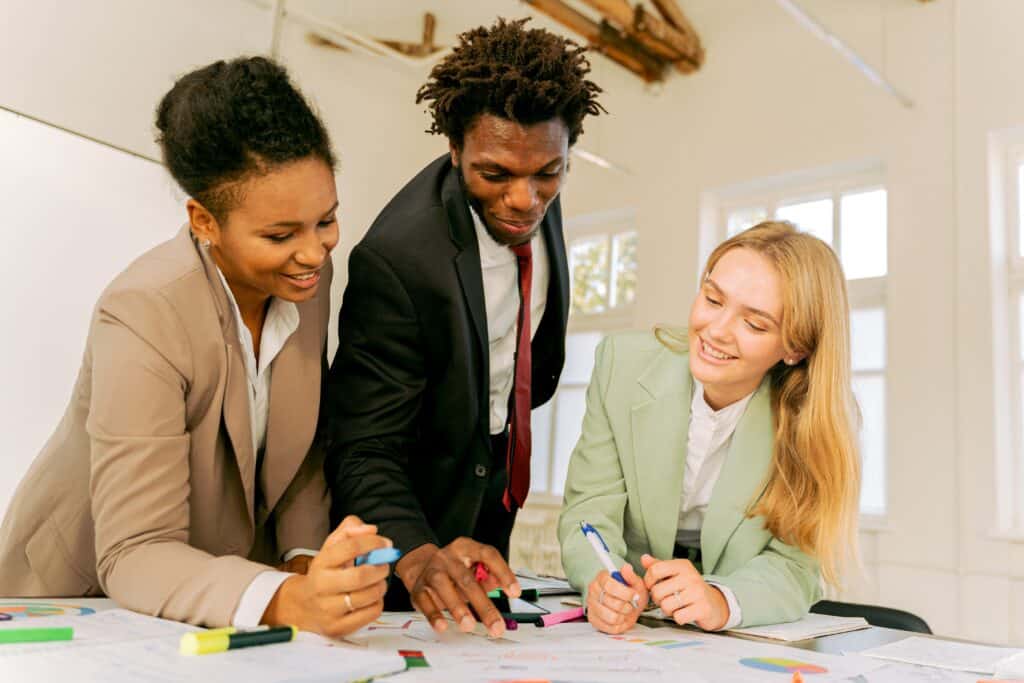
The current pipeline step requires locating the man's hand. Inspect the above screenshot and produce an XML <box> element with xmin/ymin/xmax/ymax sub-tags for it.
<box><xmin>640</xmin><ymin>554</ymin><xmax>730</xmax><ymax>631</ymax></box>
<box><xmin>396</xmin><ymin>537</ymin><xmax>520</xmax><ymax>638</ymax></box>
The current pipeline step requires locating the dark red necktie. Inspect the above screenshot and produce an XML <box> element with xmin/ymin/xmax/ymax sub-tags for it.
<box><xmin>503</xmin><ymin>242</ymin><xmax>533</xmax><ymax>511</ymax></box>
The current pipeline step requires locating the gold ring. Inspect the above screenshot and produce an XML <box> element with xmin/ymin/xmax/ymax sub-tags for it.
<box><xmin>344</xmin><ymin>593</ymin><xmax>354</xmax><ymax>612</ymax></box>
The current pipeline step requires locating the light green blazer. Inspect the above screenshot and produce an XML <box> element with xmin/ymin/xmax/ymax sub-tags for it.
<box><xmin>558</xmin><ymin>330</ymin><xmax>821</xmax><ymax>627</ymax></box>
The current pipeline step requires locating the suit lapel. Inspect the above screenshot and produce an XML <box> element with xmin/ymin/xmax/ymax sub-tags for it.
<box><xmin>538</xmin><ymin>196</ymin><xmax>569</xmax><ymax>335</ymax></box>
<box><xmin>700</xmin><ymin>377</ymin><xmax>774</xmax><ymax>573</ymax></box>
<box><xmin>262</xmin><ymin>304</ymin><xmax>319</xmax><ymax>513</ymax></box>
<box><xmin>444</xmin><ymin>165</ymin><xmax>489</xmax><ymax>386</ymax></box>
<box><xmin>631</xmin><ymin>347</ymin><xmax>691</xmax><ymax>561</ymax></box>
<box><xmin>194</xmin><ymin>231</ymin><xmax>257</xmax><ymax>526</ymax></box>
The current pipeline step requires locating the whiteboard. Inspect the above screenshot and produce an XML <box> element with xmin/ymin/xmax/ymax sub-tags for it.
<box><xmin>0</xmin><ymin>109</ymin><xmax>182</xmax><ymax>518</ymax></box>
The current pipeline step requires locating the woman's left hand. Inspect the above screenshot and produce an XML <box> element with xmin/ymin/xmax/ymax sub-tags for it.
<box><xmin>640</xmin><ymin>554</ymin><xmax>730</xmax><ymax>631</ymax></box>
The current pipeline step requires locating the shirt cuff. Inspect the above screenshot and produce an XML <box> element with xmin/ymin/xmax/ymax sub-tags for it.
<box><xmin>232</xmin><ymin>571</ymin><xmax>293</xmax><ymax>628</ymax></box>
<box><xmin>706</xmin><ymin>581</ymin><xmax>743</xmax><ymax>630</ymax></box>
<box><xmin>282</xmin><ymin>548</ymin><xmax>318</xmax><ymax>563</ymax></box>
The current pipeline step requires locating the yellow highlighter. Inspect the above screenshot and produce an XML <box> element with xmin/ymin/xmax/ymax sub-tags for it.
<box><xmin>179</xmin><ymin>625</ymin><xmax>296</xmax><ymax>655</ymax></box>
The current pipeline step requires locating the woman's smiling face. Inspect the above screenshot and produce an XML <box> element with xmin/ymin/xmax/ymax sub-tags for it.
<box><xmin>687</xmin><ymin>247</ymin><xmax>789</xmax><ymax>409</ymax></box>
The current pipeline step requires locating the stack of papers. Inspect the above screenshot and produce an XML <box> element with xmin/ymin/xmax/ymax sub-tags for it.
<box><xmin>515</xmin><ymin>569</ymin><xmax>577</xmax><ymax>595</ymax></box>
<box><xmin>860</xmin><ymin>635</ymin><xmax>1022</xmax><ymax>675</ymax></box>
<box><xmin>726</xmin><ymin>613</ymin><xmax>870</xmax><ymax>641</ymax></box>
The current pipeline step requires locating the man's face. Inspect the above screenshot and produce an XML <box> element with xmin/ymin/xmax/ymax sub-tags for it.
<box><xmin>450</xmin><ymin>114</ymin><xmax>569</xmax><ymax>246</ymax></box>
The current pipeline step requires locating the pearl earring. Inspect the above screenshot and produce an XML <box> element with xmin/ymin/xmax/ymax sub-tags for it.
<box><xmin>201</xmin><ymin>239</ymin><xmax>211</xmax><ymax>248</ymax></box>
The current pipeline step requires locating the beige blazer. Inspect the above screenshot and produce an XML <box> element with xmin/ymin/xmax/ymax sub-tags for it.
<box><xmin>0</xmin><ymin>226</ymin><xmax>332</xmax><ymax>626</ymax></box>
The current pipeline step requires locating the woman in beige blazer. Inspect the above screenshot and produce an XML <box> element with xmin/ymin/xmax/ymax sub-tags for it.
<box><xmin>0</xmin><ymin>57</ymin><xmax>390</xmax><ymax>637</ymax></box>
<box><xmin>559</xmin><ymin>222</ymin><xmax>862</xmax><ymax>634</ymax></box>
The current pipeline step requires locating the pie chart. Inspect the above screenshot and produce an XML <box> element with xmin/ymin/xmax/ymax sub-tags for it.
<box><xmin>739</xmin><ymin>657</ymin><xmax>828</xmax><ymax>674</ymax></box>
<box><xmin>0</xmin><ymin>603</ymin><xmax>96</xmax><ymax>620</ymax></box>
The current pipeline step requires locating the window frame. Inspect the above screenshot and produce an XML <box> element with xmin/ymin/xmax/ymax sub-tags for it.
<box><xmin>704</xmin><ymin>164</ymin><xmax>889</xmax><ymax>520</ymax></box>
<box><xmin>530</xmin><ymin>208</ymin><xmax>639</xmax><ymax>504</ymax></box>
<box><xmin>1002</xmin><ymin>143</ymin><xmax>1024</xmax><ymax>532</ymax></box>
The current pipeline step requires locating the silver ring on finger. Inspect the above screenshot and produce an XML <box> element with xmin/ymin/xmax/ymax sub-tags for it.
<box><xmin>673</xmin><ymin>590</ymin><xmax>683</xmax><ymax>609</ymax></box>
<box><xmin>344</xmin><ymin>593</ymin><xmax>354</xmax><ymax>613</ymax></box>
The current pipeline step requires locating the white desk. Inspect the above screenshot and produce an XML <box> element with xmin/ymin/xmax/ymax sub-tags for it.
<box><xmin>0</xmin><ymin>597</ymin><xmax>1004</xmax><ymax>682</ymax></box>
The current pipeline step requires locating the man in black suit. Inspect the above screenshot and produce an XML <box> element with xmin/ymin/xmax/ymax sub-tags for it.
<box><xmin>325</xmin><ymin>18</ymin><xmax>603</xmax><ymax>638</ymax></box>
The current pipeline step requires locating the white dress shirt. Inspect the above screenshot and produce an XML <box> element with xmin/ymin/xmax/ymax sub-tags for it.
<box><xmin>677</xmin><ymin>380</ymin><xmax>755</xmax><ymax>630</ymax></box>
<box><xmin>214</xmin><ymin>268</ymin><xmax>307</xmax><ymax>627</ymax></box>
<box><xmin>470</xmin><ymin>206</ymin><xmax>550</xmax><ymax>435</ymax></box>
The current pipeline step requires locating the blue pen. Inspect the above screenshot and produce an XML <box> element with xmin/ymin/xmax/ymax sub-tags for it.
<box><xmin>580</xmin><ymin>522</ymin><xmax>627</xmax><ymax>585</ymax></box>
<box><xmin>354</xmin><ymin>547</ymin><xmax>403</xmax><ymax>567</ymax></box>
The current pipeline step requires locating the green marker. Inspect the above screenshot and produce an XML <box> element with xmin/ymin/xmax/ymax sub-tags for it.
<box><xmin>487</xmin><ymin>588</ymin><xmax>539</xmax><ymax>601</ymax></box>
<box><xmin>0</xmin><ymin>626</ymin><xmax>74</xmax><ymax>644</ymax></box>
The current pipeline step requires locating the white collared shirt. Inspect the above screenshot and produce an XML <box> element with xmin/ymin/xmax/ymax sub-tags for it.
<box><xmin>470</xmin><ymin>205</ymin><xmax>551</xmax><ymax>435</ymax></box>
<box><xmin>677</xmin><ymin>379</ymin><xmax>755</xmax><ymax>630</ymax></box>
<box><xmin>215</xmin><ymin>268</ymin><xmax>299</xmax><ymax>455</ymax></box>
<box><xmin>214</xmin><ymin>268</ymin><xmax>305</xmax><ymax>627</ymax></box>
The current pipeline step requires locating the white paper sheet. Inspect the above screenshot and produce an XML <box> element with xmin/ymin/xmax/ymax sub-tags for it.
<box><xmin>851</xmin><ymin>661</ymin><xmax>983</xmax><ymax>682</ymax></box>
<box><xmin>0</xmin><ymin>609</ymin><xmax>197</xmax><ymax>656</ymax></box>
<box><xmin>4</xmin><ymin>634</ymin><xmax>407</xmax><ymax>683</ymax></box>
<box><xmin>726</xmin><ymin>613</ymin><xmax>871</xmax><ymax>641</ymax></box>
<box><xmin>860</xmin><ymin>635</ymin><xmax>1022</xmax><ymax>675</ymax></box>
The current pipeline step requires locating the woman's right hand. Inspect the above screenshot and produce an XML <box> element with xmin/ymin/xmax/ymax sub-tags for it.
<box><xmin>263</xmin><ymin>515</ymin><xmax>391</xmax><ymax>638</ymax></box>
<box><xmin>585</xmin><ymin>564</ymin><xmax>647</xmax><ymax>635</ymax></box>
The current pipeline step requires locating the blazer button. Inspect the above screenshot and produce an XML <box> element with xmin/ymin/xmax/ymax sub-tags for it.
<box><xmin>475</xmin><ymin>464</ymin><xmax>488</xmax><ymax>478</ymax></box>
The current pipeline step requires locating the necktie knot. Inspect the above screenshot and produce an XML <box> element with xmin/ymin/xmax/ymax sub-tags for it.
<box><xmin>511</xmin><ymin>242</ymin><xmax>532</xmax><ymax>262</ymax></box>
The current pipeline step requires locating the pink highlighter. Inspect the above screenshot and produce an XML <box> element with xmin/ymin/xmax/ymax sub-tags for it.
<box><xmin>539</xmin><ymin>607</ymin><xmax>586</xmax><ymax>627</ymax></box>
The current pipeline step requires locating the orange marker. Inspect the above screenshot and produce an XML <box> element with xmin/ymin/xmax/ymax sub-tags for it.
<box><xmin>791</xmin><ymin>672</ymin><xmax>805</xmax><ymax>683</ymax></box>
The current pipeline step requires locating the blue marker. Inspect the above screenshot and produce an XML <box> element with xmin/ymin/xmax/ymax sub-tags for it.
<box><xmin>580</xmin><ymin>522</ymin><xmax>627</xmax><ymax>585</ymax></box>
<box><xmin>354</xmin><ymin>547</ymin><xmax>402</xmax><ymax>567</ymax></box>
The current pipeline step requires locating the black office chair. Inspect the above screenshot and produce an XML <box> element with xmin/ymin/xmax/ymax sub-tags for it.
<box><xmin>811</xmin><ymin>600</ymin><xmax>932</xmax><ymax>634</ymax></box>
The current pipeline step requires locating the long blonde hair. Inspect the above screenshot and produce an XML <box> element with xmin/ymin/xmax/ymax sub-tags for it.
<box><xmin>657</xmin><ymin>221</ymin><xmax>860</xmax><ymax>586</ymax></box>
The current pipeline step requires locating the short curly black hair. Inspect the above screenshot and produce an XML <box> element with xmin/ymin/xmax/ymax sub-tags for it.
<box><xmin>155</xmin><ymin>56</ymin><xmax>335</xmax><ymax>222</ymax></box>
<box><xmin>416</xmin><ymin>17</ymin><xmax>604</xmax><ymax>148</ymax></box>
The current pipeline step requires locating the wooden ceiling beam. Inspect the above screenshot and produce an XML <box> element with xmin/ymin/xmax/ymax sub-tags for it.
<box><xmin>523</xmin><ymin>0</ymin><xmax>665</xmax><ymax>82</ymax></box>
<box><xmin>579</xmin><ymin>0</ymin><xmax>703</xmax><ymax>74</ymax></box>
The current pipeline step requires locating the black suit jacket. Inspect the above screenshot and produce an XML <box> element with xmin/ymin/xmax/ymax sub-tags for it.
<box><xmin>324</xmin><ymin>155</ymin><xmax>570</xmax><ymax>567</ymax></box>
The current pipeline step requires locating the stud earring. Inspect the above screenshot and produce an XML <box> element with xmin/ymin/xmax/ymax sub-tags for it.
<box><xmin>201</xmin><ymin>239</ymin><xmax>211</xmax><ymax>248</ymax></box>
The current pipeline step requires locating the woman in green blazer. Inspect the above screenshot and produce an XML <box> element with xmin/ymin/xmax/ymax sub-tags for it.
<box><xmin>558</xmin><ymin>222</ymin><xmax>861</xmax><ymax>634</ymax></box>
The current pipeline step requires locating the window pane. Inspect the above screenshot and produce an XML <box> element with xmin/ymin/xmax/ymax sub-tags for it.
<box><xmin>611</xmin><ymin>231</ymin><xmax>638</xmax><ymax>308</ymax></box>
<box><xmin>569</xmin><ymin>237</ymin><xmax>609</xmax><ymax>315</ymax></box>
<box><xmin>853</xmin><ymin>375</ymin><xmax>887</xmax><ymax>515</ymax></box>
<box><xmin>563</xmin><ymin>332</ymin><xmax>603</xmax><ymax>384</ymax></box>
<box><xmin>850</xmin><ymin>308</ymin><xmax>886</xmax><ymax>371</ymax></box>
<box><xmin>530</xmin><ymin>399</ymin><xmax>553</xmax><ymax>493</ymax></box>
<box><xmin>551</xmin><ymin>387</ymin><xmax>588</xmax><ymax>495</ymax></box>
<box><xmin>776</xmin><ymin>198</ymin><xmax>833</xmax><ymax>245</ymax></box>
<box><xmin>840</xmin><ymin>189</ymin><xmax>887</xmax><ymax>279</ymax></box>
<box><xmin>1018</xmin><ymin>164</ymin><xmax>1024</xmax><ymax>259</ymax></box>
<box><xmin>727</xmin><ymin>207</ymin><xmax>767</xmax><ymax>236</ymax></box>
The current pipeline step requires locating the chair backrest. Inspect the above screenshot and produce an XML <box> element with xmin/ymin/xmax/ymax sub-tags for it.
<box><xmin>811</xmin><ymin>599</ymin><xmax>932</xmax><ymax>634</ymax></box>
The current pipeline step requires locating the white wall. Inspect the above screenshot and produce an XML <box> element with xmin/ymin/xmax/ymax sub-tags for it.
<box><xmin>4</xmin><ymin>0</ymin><xmax>1023</xmax><ymax>644</ymax></box>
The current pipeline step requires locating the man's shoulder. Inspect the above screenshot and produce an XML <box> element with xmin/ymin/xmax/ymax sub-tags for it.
<box><xmin>362</xmin><ymin>155</ymin><xmax>452</xmax><ymax>246</ymax></box>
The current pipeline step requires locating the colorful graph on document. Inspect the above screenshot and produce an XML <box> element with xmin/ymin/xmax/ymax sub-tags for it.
<box><xmin>610</xmin><ymin>634</ymin><xmax>701</xmax><ymax>650</ymax></box>
<box><xmin>739</xmin><ymin>657</ymin><xmax>828</xmax><ymax>674</ymax></box>
<box><xmin>0</xmin><ymin>602</ymin><xmax>96</xmax><ymax>620</ymax></box>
